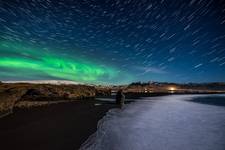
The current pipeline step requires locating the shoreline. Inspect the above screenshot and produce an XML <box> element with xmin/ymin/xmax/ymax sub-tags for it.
<box><xmin>0</xmin><ymin>94</ymin><xmax>224</xmax><ymax>150</ymax></box>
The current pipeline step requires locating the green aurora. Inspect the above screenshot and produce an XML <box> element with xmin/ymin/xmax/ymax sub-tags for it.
<box><xmin>0</xmin><ymin>41</ymin><xmax>131</xmax><ymax>84</ymax></box>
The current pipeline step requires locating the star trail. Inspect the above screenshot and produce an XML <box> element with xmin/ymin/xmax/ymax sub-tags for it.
<box><xmin>0</xmin><ymin>0</ymin><xmax>225</xmax><ymax>84</ymax></box>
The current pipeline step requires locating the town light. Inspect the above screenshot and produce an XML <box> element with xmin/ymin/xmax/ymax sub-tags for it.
<box><xmin>169</xmin><ymin>87</ymin><xmax>175</xmax><ymax>91</ymax></box>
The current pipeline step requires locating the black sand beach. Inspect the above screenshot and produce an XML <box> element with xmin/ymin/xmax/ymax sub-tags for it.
<box><xmin>0</xmin><ymin>99</ymin><xmax>117</xmax><ymax>150</ymax></box>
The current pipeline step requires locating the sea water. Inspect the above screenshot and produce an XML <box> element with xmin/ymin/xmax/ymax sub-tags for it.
<box><xmin>80</xmin><ymin>95</ymin><xmax>225</xmax><ymax>150</ymax></box>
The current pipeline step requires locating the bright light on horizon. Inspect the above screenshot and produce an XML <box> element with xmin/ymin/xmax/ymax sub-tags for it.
<box><xmin>169</xmin><ymin>87</ymin><xmax>176</xmax><ymax>91</ymax></box>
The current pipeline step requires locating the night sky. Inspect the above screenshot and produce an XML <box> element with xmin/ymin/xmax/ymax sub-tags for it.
<box><xmin>0</xmin><ymin>0</ymin><xmax>225</xmax><ymax>84</ymax></box>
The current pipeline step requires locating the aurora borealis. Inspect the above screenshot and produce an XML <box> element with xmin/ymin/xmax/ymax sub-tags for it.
<box><xmin>0</xmin><ymin>41</ymin><xmax>124</xmax><ymax>84</ymax></box>
<box><xmin>0</xmin><ymin>0</ymin><xmax>225</xmax><ymax>84</ymax></box>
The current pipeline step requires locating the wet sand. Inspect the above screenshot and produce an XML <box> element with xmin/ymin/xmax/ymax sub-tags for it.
<box><xmin>0</xmin><ymin>99</ymin><xmax>117</xmax><ymax>150</ymax></box>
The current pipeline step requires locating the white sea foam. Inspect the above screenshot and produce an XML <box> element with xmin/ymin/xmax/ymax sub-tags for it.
<box><xmin>80</xmin><ymin>95</ymin><xmax>225</xmax><ymax>150</ymax></box>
